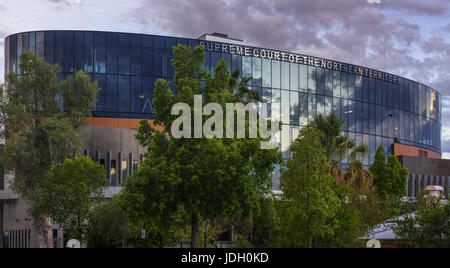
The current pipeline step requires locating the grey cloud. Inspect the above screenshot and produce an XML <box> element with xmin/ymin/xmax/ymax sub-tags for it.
<box><xmin>377</xmin><ymin>0</ymin><xmax>449</xmax><ymax>15</ymax></box>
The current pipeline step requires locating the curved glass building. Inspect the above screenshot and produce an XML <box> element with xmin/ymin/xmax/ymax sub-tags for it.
<box><xmin>4</xmin><ymin>30</ymin><xmax>442</xmax><ymax>186</ymax></box>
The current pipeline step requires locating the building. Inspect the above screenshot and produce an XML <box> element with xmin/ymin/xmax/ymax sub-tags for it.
<box><xmin>1</xmin><ymin>31</ymin><xmax>443</xmax><ymax>247</ymax></box>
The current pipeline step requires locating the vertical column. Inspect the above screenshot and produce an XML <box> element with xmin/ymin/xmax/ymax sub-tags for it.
<box><xmin>0</xmin><ymin>204</ymin><xmax>3</xmax><ymax>248</ymax></box>
<box><xmin>106</xmin><ymin>151</ymin><xmax>112</xmax><ymax>186</ymax></box>
<box><xmin>118</xmin><ymin>152</ymin><xmax>122</xmax><ymax>186</ymax></box>
<box><xmin>129</xmin><ymin>153</ymin><xmax>133</xmax><ymax>176</ymax></box>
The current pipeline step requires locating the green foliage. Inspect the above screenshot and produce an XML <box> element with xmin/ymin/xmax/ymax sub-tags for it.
<box><xmin>0</xmin><ymin>51</ymin><xmax>101</xmax><ymax>246</ymax></box>
<box><xmin>119</xmin><ymin>44</ymin><xmax>282</xmax><ymax>248</ymax></box>
<box><xmin>276</xmin><ymin>125</ymin><xmax>343</xmax><ymax>247</ymax></box>
<box><xmin>394</xmin><ymin>193</ymin><xmax>450</xmax><ymax>248</ymax></box>
<box><xmin>87</xmin><ymin>200</ymin><xmax>142</xmax><ymax>248</ymax></box>
<box><xmin>251</xmin><ymin>197</ymin><xmax>279</xmax><ymax>248</ymax></box>
<box><xmin>40</xmin><ymin>156</ymin><xmax>108</xmax><ymax>242</ymax></box>
<box><xmin>369</xmin><ymin>145</ymin><xmax>408</xmax><ymax>215</ymax></box>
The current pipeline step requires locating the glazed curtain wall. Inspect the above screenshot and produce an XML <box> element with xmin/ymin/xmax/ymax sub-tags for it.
<box><xmin>4</xmin><ymin>31</ymin><xmax>442</xmax><ymax>163</ymax></box>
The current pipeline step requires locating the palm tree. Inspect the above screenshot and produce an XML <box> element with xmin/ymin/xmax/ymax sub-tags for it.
<box><xmin>311</xmin><ymin>113</ymin><xmax>369</xmax><ymax>187</ymax></box>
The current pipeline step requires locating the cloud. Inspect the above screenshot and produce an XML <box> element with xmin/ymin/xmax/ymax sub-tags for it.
<box><xmin>48</xmin><ymin>0</ymin><xmax>83</xmax><ymax>5</ymax></box>
<box><xmin>131</xmin><ymin>0</ymin><xmax>450</xmax><ymax>154</ymax></box>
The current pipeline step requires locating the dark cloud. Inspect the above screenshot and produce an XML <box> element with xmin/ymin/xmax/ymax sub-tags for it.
<box><xmin>377</xmin><ymin>0</ymin><xmax>449</xmax><ymax>15</ymax></box>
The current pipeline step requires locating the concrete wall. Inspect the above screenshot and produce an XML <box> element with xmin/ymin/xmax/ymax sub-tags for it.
<box><xmin>399</xmin><ymin>156</ymin><xmax>450</xmax><ymax>198</ymax></box>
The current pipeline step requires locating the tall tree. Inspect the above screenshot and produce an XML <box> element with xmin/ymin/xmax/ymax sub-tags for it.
<box><xmin>369</xmin><ymin>146</ymin><xmax>408</xmax><ymax>206</ymax></box>
<box><xmin>310</xmin><ymin>113</ymin><xmax>369</xmax><ymax>186</ymax></box>
<box><xmin>40</xmin><ymin>156</ymin><xmax>108</xmax><ymax>243</ymax></box>
<box><xmin>0</xmin><ymin>51</ymin><xmax>100</xmax><ymax>247</ymax></box>
<box><xmin>119</xmin><ymin>44</ymin><xmax>282</xmax><ymax>248</ymax></box>
<box><xmin>276</xmin><ymin>124</ymin><xmax>342</xmax><ymax>247</ymax></box>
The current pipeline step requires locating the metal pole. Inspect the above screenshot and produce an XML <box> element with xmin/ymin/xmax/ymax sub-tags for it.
<box><xmin>203</xmin><ymin>221</ymin><xmax>207</xmax><ymax>248</ymax></box>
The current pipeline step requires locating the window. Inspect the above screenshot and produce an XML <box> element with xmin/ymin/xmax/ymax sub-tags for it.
<box><xmin>299</xmin><ymin>92</ymin><xmax>308</xmax><ymax>125</ymax></box>
<box><xmin>232</xmin><ymin>54</ymin><xmax>241</xmax><ymax>73</ymax></box>
<box><xmin>252</xmin><ymin>57</ymin><xmax>262</xmax><ymax>87</ymax></box>
<box><xmin>118</xmin><ymin>34</ymin><xmax>130</xmax><ymax>75</ymax></box>
<box><xmin>105</xmin><ymin>34</ymin><xmax>119</xmax><ymax>74</ymax></box>
<box><xmin>55</xmin><ymin>32</ymin><xmax>64</xmax><ymax>71</ymax></box>
<box><xmin>121</xmin><ymin>159</ymin><xmax>128</xmax><ymax>185</ymax></box>
<box><xmin>106</xmin><ymin>75</ymin><xmax>118</xmax><ymax>113</ymax></box>
<box><xmin>44</xmin><ymin>32</ymin><xmax>54</xmax><ymax>64</ymax></box>
<box><xmin>130</xmin><ymin>76</ymin><xmax>142</xmax><ymax>114</ymax></box>
<box><xmin>83</xmin><ymin>32</ymin><xmax>93</xmax><ymax>73</ymax></box>
<box><xmin>281</xmin><ymin>62</ymin><xmax>289</xmax><ymax>90</ymax></box>
<box><xmin>94</xmin><ymin>32</ymin><xmax>106</xmax><ymax>73</ymax></box>
<box><xmin>64</xmin><ymin>32</ymin><xmax>74</xmax><ymax>73</ymax></box>
<box><xmin>290</xmin><ymin>63</ymin><xmax>298</xmax><ymax>91</ymax></box>
<box><xmin>299</xmin><ymin>64</ymin><xmax>307</xmax><ymax>92</ymax></box>
<box><xmin>36</xmin><ymin>32</ymin><xmax>45</xmax><ymax>58</ymax></box>
<box><xmin>272</xmin><ymin>60</ymin><xmax>280</xmax><ymax>89</ymax></box>
<box><xmin>290</xmin><ymin>91</ymin><xmax>299</xmax><ymax>125</ymax></box>
<box><xmin>340</xmin><ymin>72</ymin><xmax>348</xmax><ymax>99</ymax></box>
<box><xmin>308</xmin><ymin>94</ymin><xmax>316</xmax><ymax>122</ymax></box>
<box><xmin>94</xmin><ymin>74</ymin><xmax>106</xmax><ymax>113</ymax></box>
<box><xmin>333</xmin><ymin>70</ymin><xmax>340</xmax><ymax>97</ymax></box>
<box><xmin>130</xmin><ymin>35</ymin><xmax>142</xmax><ymax>75</ymax></box>
<box><xmin>316</xmin><ymin>67</ymin><xmax>325</xmax><ymax>95</ymax></box>
<box><xmin>271</xmin><ymin>89</ymin><xmax>281</xmax><ymax>123</ymax></box>
<box><xmin>281</xmin><ymin>90</ymin><xmax>289</xmax><ymax>124</ymax></box>
<box><xmin>325</xmin><ymin>69</ymin><xmax>333</xmax><ymax>96</ymax></box>
<box><xmin>142</xmin><ymin>35</ymin><xmax>154</xmax><ymax>76</ymax></box>
<box><xmin>119</xmin><ymin>75</ymin><xmax>129</xmax><ymax>113</ymax></box>
<box><xmin>307</xmin><ymin>66</ymin><xmax>316</xmax><ymax>93</ymax></box>
<box><xmin>262</xmin><ymin>59</ymin><xmax>271</xmax><ymax>88</ymax></box>
<box><xmin>74</xmin><ymin>32</ymin><xmax>83</xmax><ymax>72</ymax></box>
<box><xmin>317</xmin><ymin>95</ymin><xmax>325</xmax><ymax>115</ymax></box>
<box><xmin>242</xmin><ymin>56</ymin><xmax>252</xmax><ymax>81</ymax></box>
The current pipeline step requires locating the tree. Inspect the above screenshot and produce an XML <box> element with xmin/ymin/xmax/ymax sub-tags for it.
<box><xmin>0</xmin><ymin>51</ymin><xmax>100</xmax><ymax>247</ymax></box>
<box><xmin>40</xmin><ymin>156</ymin><xmax>108</xmax><ymax>242</ymax></box>
<box><xmin>311</xmin><ymin>113</ymin><xmax>368</xmax><ymax>185</ymax></box>
<box><xmin>369</xmin><ymin>145</ymin><xmax>408</xmax><ymax>214</ymax></box>
<box><xmin>87</xmin><ymin>200</ymin><xmax>142</xmax><ymax>248</ymax></box>
<box><xmin>394</xmin><ymin>193</ymin><xmax>450</xmax><ymax>248</ymax></box>
<box><xmin>276</xmin><ymin>125</ymin><xmax>342</xmax><ymax>247</ymax></box>
<box><xmin>119</xmin><ymin>44</ymin><xmax>282</xmax><ymax>248</ymax></box>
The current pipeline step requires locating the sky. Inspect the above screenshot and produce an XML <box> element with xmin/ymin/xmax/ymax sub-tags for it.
<box><xmin>0</xmin><ymin>0</ymin><xmax>450</xmax><ymax>157</ymax></box>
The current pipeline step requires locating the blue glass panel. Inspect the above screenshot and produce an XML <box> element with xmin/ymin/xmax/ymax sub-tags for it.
<box><xmin>55</xmin><ymin>32</ymin><xmax>64</xmax><ymax>70</ymax></box>
<box><xmin>325</xmin><ymin>69</ymin><xmax>333</xmax><ymax>96</ymax></box>
<box><xmin>340</xmin><ymin>72</ymin><xmax>348</xmax><ymax>99</ymax></box>
<box><xmin>74</xmin><ymin>32</ymin><xmax>83</xmax><ymax>71</ymax></box>
<box><xmin>232</xmin><ymin>54</ymin><xmax>241</xmax><ymax>73</ymax></box>
<box><xmin>271</xmin><ymin>60</ymin><xmax>280</xmax><ymax>89</ymax></box>
<box><xmin>106</xmin><ymin>75</ymin><xmax>118</xmax><ymax>112</ymax></box>
<box><xmin>93</xmin><ymin>32</ymin><xmax>106</xmax><ymax>73</ymax></box>
<box><xmin>83</xmin><ymin>32</ymin><xmax>93</xmax><ymax>73</ymax></box>
<box><xmin>281</xmin><ymin>62</ymin><xmax>289</xmax><ymax>90</ymax></box>
<box><xmin>290</xmin><ymin>63</ymin><xmax>298</xmax><ymax>91</ymax></box>
<box><xmin>290</xmin><ymin>91</ymin><xmax>299</xmax><ymax>125</ymax></box>
<box><xmin>106</xmin><ymin>33</ymin><xmax>118</xmax><ymax>74</ymax></box>
<box><xmin>64</xmin><ymin>32</ymin><xmax>74</xmax><ymax>73</ymax></box>
<box><xmin>369</xmin><ymin>78</ymin><xmax>376</xmax><ymax>104</ymax></box>
<box><xmin>333</xmin><ymin>70</ymin><xmax>340</xmax><ymax>97</ymax></box>
<box><xmin>94</xmin><ymin>74</ymin><xmax>106</xmax><ymax>112</ymax></box>
<box><xmin>119</xmin><ymin>75</ymin><xmax>130</xmax><ymax>113</ymax></box>
<box><xmin>29</xmin><ymin>32</ymin><xmax>36</xmax><ymax>54</ymax></box>
<box><xmin>317</xmin><ymin>67</ymin><xmax>325</xmax><ymax>96</ymax></box>
<box><xmin>142</xmin><ymin>77</ymin><xmax>154</xmax><ymax>114</ymax></box>
<box><xmin>143</xmin><ymin>35</ymin><xmax>154</xmax><ymax>76</ymax></box>
<box><xmin>307</xmin><ymin>66</ymin><xmax>316</xmax><ymax>93</ymax></box>
<box><xmin>299</xmin><ymin>92</ymin><xmax>308</xmax><ymax>125</ymax></box>
<box><xmin>308</xmin><ymin>94</ymin><xmax>316</xmax><ymax>122</ymax></box>
<box><xmin>252</xmin><ymin>57</ymin><xmax>262</xmax><ymax>87</ymax></box>
<box><xmin>118</xmin><ymin>33</ymin><xmax>130</xmax><ymax>75</ymax></box>
<box><xmin>262</xmin><ymin>59</ymin><xmax>271</xmax><ymax>88</ymax></box>
<box><xmin>130</xmin><ymin>76</ymin><xmax>141</xmax><ymax>114</ymax></box>
<box><xmin>36</xmin><ymin>32</ymin><xmax>45</xmax><ymax>58</ymax></box>
<box><xmin>299</xmin><ymin>64</ymin><xmax>307</xmax><ymax>92</ymax></box>
<box><xmin>130</xmin><ymin>35</ymin><xmax>142</xmax><ymax>75</ymax></box>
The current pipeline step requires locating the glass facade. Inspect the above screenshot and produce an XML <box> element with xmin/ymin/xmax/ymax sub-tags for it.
<box><xmin>4</xmin><ymin>31</ymin><xmax>443</xmax><ymax>188</ymax></box>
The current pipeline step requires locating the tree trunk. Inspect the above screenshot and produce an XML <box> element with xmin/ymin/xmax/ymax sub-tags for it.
<box><xmin>41</xmin><ymin>216</ymin><xmax>54</xmax><ymax>248</ymax></box>
<box><xmin>191</xmin><ymin>213</ymin><xmax>199</xmax><ymax>248</ymax></box>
